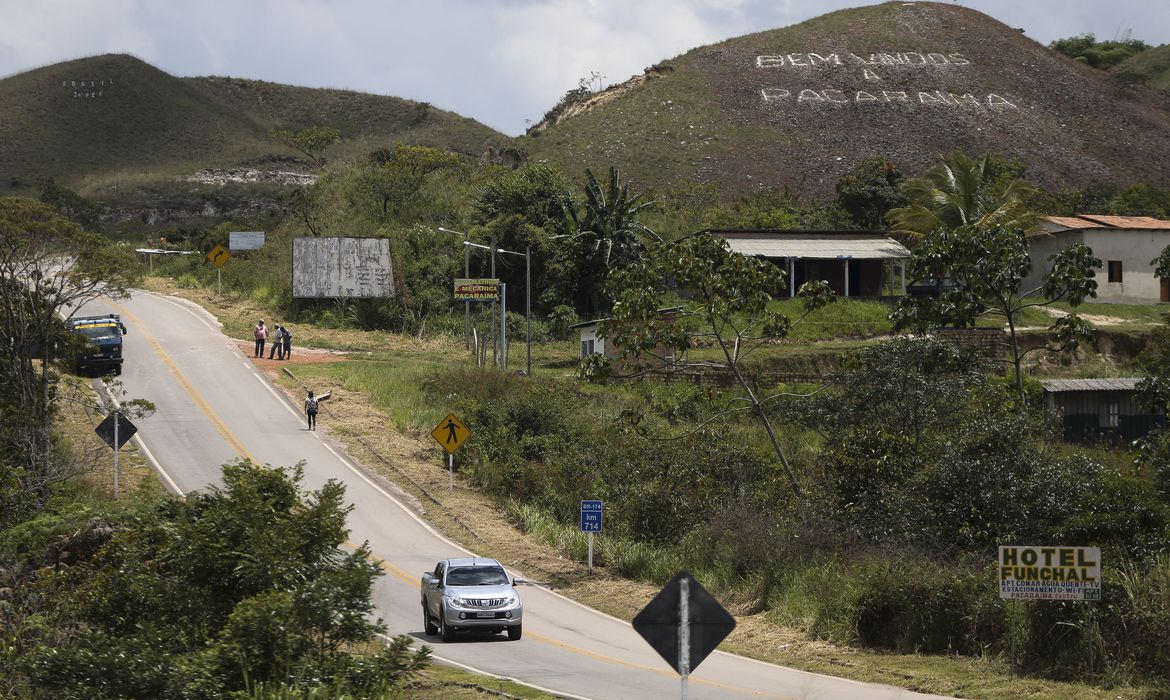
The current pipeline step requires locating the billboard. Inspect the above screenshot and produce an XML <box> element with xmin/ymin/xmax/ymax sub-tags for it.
<box><xmin>453</xmin><ymin>278</ymin><xmax>500</xmax><ymax>302</ymax></box>
<box><xmin>230</xmin><ymin>231</ymin><xmax>265</xmax><ymax>251</ymax></box>
<box><xmin>292</xmin><ymin>237</ymin><xmax>395</xmax><ymax>299</ymax></box>
<box><xmin>998</xmin><ymin>546</ymin><xmax>1101</xmax><ymax>601</ymax></box>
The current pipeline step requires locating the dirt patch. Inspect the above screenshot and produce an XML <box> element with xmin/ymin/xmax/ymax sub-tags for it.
<box><xmin>238</xmin><ymin>341</ymin><xmax>351</xmax><ymax>368</ymax></box>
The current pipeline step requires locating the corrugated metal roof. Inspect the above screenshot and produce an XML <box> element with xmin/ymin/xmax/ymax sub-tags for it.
<box><xmin>718</xmin><ymin>232</ymin><xmax>911</xmax><ymax>260</ymax></box>
<box><xmin>1042</xmin><ymin>216</ymin><xmax>1098</xmax><ymax>230</ymax></box>
<box><xmin>1041</xmin><ymin>377</ymin><xmax>1144</xmax><ymax>392</ymax></box>
<box><xmin>1041</xmin><ymin>215</ymin><xmax>1170</xmax><ymax>231</ymax></box>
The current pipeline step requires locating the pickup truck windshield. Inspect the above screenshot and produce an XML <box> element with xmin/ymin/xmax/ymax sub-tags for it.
<box><xmin>447</xmin><ymin>566</ymin><xmax>509</xmax><ymax>586</ymax></box>
<box><xmin>75</xmin><ymin>325</ymin><xmax>120</xmax><ymax>343</ymax></box>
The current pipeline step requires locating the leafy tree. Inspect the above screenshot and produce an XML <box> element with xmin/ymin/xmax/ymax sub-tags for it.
<box><xmin>0</xmin><ymin>197</ymin><xmax>137</xmax><ymax>524</ymax></box>
<box><xmin>605</xmin><ymin>232</ymin><xmax>836</xmax><ymax>494</ymax></box>
<box><xmin>888</xmin><ymin>151</ymin><xmax>1037</xmax><ymax>240</ymax></box>
<box><xmin>473</xmin><ymin>162</ymin><xmax>569</xmax><ymax>232</ymax></box>
<box><xmin>1106</xmin><ymin>183</ymin><xmax>1170</xmax><ymax>218</ymax></box>
<box><xmin>1135</xmin><ymin>246</ymin><xmax>1170</xmax><ymax>414</ymax></box>
<box><xmin>280</xmin><ymin>182</ymin><xmax>325</xmax><ymax>237</ymax></box>
<box><xmin>835</xmin><ymin>156</ymin><xmax>908</xmax><ymax>229</ymax></box>
<box><xmin>37</xmin><ymin>177</ymin><xmax>103</xmax><ymax>229</ymax></box>
<box><xmin>10</xmin><ymin>462</ymin><xmax>430</xmax><ymax>697</ymax></box>
<box><xmin>270</xmin><ymin>125</ymin><xmax>342</xmax><ymax>168</ymax></box>
<box><xmin>558</xmin><ymin>167</ymin><xmax>657</xmax><ymax>317</ymax></box>
<box><xmin>891</xmin><ymin>225</ymin><xmax>1100</xmax><ymax>404</ymax></box>
<box><xmin>357</xmin><ymin>144</ymin><xmax>464</xmax><ymax>222</ymax></box>
<box><xmin>1050</xmin><ymin>33</ymin><xmax>1150</xmax><ymax>69</ymax></box>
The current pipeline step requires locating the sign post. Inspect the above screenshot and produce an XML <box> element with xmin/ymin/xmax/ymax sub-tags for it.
<box><xmin>207</xmin><ymin>243</ymin><xmax>231</xmax><ymax>294</ymax></box>
<box><xmin>95</xmin><ymin>411</ymin><xmax>137</xmax><ymax>499</ymax></box>
<box><xmin>999</xmin><ymin>545</ymin><xmax>1101</xmax><ymax>675</ymax></box>
<box><xmin>580</xmin><ymin>500</ymin><xmax>603</xmax><ymax>573</ymax></box>
<box><xmin>632</xmin><ymin>571</ymin><xmax>736</xmax><ymax>699</ymax></box>
<box><xmin>430</xmin><ymin>413</ymin><xmax>471</xmax><ymax>492</ymax></box>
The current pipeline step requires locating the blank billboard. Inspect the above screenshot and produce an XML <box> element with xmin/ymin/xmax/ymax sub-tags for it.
<box><xmin>292</xmin><ymin>237</ymin><xmax>395</xmax><ymax>299</ymax></box>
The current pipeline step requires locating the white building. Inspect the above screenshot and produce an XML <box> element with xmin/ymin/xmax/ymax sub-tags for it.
<box><xmin>1025</xmin><ymin>215</ymin><xmax>1170</xmax><ymax>304</ymax></box>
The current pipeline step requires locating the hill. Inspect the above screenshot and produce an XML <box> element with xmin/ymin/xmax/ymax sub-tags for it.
<box><xmin>1116</xmin><ymin>44</ymin><xmax>1170</xmax><ymax>92</ymax></box>
<box><xmin>519</xmin><ymin>1</ymin><xmax>1170</xmax><ymax>199</ymax></box>
<box><xmin>0</xmin><ymin>54</ymin><xmax>510</xmax><ymax>196</ymax></box>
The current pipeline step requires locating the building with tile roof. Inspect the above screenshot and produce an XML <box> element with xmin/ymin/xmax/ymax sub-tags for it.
<box><xmin>1025</xmin><ymin>215</ymin><xmax>1170</xmax><ymax>303</ymax></box>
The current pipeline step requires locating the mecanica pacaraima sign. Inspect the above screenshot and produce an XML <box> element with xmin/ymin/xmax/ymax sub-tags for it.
<box><xmin>998</xmin><ymin>546</ymin><xmax>1101</xmax><ymax>601</ymax></box>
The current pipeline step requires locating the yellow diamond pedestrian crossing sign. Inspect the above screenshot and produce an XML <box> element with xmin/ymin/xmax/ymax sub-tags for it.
<box><xmin>431</xmin><ymin>413</ymin><xmax>471</xmax><ymax>454</ymax></box>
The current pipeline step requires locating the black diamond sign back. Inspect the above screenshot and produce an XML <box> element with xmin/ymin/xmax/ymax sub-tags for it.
<box><xmin>95</xmin><ymin>413</ymin><xmax>137</xmax><ymax>450</ymax></box>
<box><xmin>632</xmin><ymin>570</ymin><xmax>736</xmax><ymax>675</ymax></box>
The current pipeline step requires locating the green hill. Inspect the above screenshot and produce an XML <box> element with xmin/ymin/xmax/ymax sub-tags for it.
<box><xmin>519</xmin><ymin>1</ymin><xmax>1170</xmax><ymax>199</ymax></box>
<box><xmin>1115</xmin><ymin>44</ymin><xmax>1170</xmax><ymax>92</ymax></box>
<box><xmin>0</xmin><ymin>54</ymin><xmax>509</xmax><ymax>196</ymax></box>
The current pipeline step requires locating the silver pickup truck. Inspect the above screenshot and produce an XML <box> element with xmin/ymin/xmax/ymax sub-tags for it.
<box><xmin>421</xmin><ymin>557</ymin><xmax>524</xmax><ymax>641</ymax></box>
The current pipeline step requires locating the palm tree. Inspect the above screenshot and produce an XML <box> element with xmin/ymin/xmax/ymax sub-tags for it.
<box><xmin>888</xmin><ymin>151</ymin><xmax>1037</xmax><ymax>242</ymax></box>
<box><xmin>559</xmin><ymin>167</ymin><xmax>658</xmax><ymax>317</ymax></box>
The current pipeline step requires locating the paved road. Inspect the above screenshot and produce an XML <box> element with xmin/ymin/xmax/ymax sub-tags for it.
<box><xmin>77</xmin><ymin>290</ymin><xmax>957</xmax><ymax>700</ymax></box>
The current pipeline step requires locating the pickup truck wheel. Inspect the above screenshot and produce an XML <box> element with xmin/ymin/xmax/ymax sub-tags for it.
<box><xmin>507</xmin><ymin>624</ymin><xmax>522</xmax><ymax>641</ymax></box>
<box><xmin>439</xmin><ymin>614</ymin><xmax>456</xmax><ymax>642</ymax></box>
<box><xmin>423</xmin><ymin>605</ymin><xmax>438</xmax><ymax>636</ymax></box>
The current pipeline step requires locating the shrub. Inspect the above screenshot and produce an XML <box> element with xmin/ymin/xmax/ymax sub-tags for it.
<box><xmin>851</xmin><ymin>557</ymin><xmax>1003</xmax><ymax>655</ymax></box>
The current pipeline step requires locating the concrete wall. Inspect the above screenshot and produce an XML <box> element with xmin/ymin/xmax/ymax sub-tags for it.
<box><xmin>1027</xmin><ymin>230</ymin><xmax>1170</xmax><ymax>303</ymax></box>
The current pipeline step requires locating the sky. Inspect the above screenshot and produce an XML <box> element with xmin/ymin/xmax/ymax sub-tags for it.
<box><xmin>2</xmin><ymin>0</ymin><xmax>1168</xmax><ymax>136</ymax></box>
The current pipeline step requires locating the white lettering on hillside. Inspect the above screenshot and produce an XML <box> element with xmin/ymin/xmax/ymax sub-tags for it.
<box><xmin>754</xmin><ymin>49</ymin><xmax>1015</xmax><ymax>111</ymax></box>
<box><xmin>60</xmin><ymin>78</ymin><xmax>114</xmax><ymax>99</ymax></box>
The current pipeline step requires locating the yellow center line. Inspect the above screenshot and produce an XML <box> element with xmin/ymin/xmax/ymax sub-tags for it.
<box><xmin>110</xmin><ymin>300</ymin><xmax>254</xmax><ymax>462</ymax></box>
<box><xmin>116</xmin><ymin>298</ymin><xmax>783</xmax><ymax>698</ymax></box>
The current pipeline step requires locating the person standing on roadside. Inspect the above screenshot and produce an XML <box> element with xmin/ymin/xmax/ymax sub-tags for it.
<box><xmin>253</xmin><ymin>320</ymin><xmax>267</xmax><ymax>358</ymax></box>
<box><xmin>268</xmin><ymin>325</ymin><xmax>284</xmax><ymax>360</ymax></box>
<box><xmin>282</xmin><ymin>324</ymin><xmax>292</xmax><ymax>360</ymax></box>
<box><xmin>305</xmin><ymin>390</ymin><xmax>318</xmax><ymax>430</ymax></box>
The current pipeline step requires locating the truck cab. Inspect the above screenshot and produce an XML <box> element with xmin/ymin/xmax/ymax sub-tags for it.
<box><xmin>67</xmin><ymin>314</ymin><xmax>128</xmax><ymax>375</ymax></box>
<box><xmin>421</xmin><ymin>557</ymin><xmax>524</xmax><ymax>642</ymax></box>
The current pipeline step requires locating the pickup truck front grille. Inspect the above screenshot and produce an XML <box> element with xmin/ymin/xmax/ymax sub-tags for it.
<box><xmin>465</xmin><ymin>598</ymin><xmax>508</xmax><ymax>608</ymax></box>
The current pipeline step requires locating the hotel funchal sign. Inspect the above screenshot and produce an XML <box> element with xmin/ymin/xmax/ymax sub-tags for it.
<box><xmin>998</xmin><ymin>546</ymin><xmax>1101</xmax><ymax>601</ymax></box>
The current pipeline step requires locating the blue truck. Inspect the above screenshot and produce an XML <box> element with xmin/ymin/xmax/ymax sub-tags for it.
<box><xmin>66</xmin><ymin>314</ymin><xmax>128</xmax><ymax>375</ymax></box>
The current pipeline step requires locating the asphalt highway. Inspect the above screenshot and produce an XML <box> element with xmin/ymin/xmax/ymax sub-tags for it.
<box><xmin>76</xmin><ymin>289</ymin><xmax>957</xmax><ymax>700</ymax></box>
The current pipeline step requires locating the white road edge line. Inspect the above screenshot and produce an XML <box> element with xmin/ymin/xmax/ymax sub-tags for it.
<box><xmin>151</xmin><ymin>291</ymin><xmax>881</xmax><ymax>692</ymax></box>
<box><xmin>137</xmin><ymin>289</ymin><xmax>222</xmax><ymax>333</ymax></box>
<box><xmin>98</xmin><ymin>381</ymin><xmax>183</xmax><ymax>496</ymax></box>
<box><xmin>378</xmin><ymin>634</ymin><xmax>595</xmax><ymax>700</ymax></box>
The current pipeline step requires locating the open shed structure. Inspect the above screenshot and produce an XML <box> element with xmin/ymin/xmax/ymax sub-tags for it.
<box><xmin>1041</xmin><ymin>377</ymin><xmax>1165</xmax><ymax>443</ymax></box>
<box><xmin>708</xmin><ymin>229</ymin><xmax>911</xmax><ymax>298</ymax></box>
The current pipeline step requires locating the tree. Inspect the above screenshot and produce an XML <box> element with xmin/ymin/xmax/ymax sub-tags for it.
<box><xmin>270</xmin><ymin>126</ymin><xmax>342</xmax><ymax>168</ymax></box>
<box><xmin>835</xmin><ymin>156</ymin><xmax>908</xmax><ymax>229</ymax></box>
<box><xmin>10</xmin><ymin>462</ymin><xmax>430</xmax><ymax>697</ymax></box>
<box><xmin>890</xmin><ymin>224</ymin><xmax>1100</xmax><ymax>404</ymax></box>
<box><xmin>605</xmin><ymin>232</ymin><xmax>836</xmax><ymax>495</ymax></box>
<box><xmin>0</xmin><ymin>197</ymin><xmax>137</xmax><ymax>524</ymax></box>
<box><xmin>357</xmin><ymin>144</ymin><xmax>463</xmax><ymax>222</ymax></box>
<box><xmin>1049</xmin><ymin>32</ymin><xmax>1150</xmax><ymax>69</ymax></box>
<box><xmin>37</xmin><ymin>177</ymin><xmax>103</xmax><ymax>230</ymax></box>
<box><xmin>888</xmin><ymin>151</ymin><xmax>1037</xmax><ymax>241</ymax></box>
<box><xmin>559</xmin><ymin>167</ymin><xmax>657</xmax><ymax>317</ymax></box>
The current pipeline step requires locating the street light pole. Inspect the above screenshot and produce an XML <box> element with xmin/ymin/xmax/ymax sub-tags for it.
<box><xmin>526</xmin><ymin>245</ymin><xmax>531</xmax><ymax>377</ymax></box>
<box><xmin>438</xmin><ymin>227</ymin><xmax>473</xmax><ymax>351</ymax></box>
<box><xmin>463</xmin><ymin>240</ymin><xmax>530</xmax><ymax>375</ymax></box>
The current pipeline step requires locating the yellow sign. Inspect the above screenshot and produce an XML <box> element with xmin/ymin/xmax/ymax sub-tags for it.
<box><xmin>454</xmin><ymin>278</ymin><xmax>500</xmax><ymax>302</ymax></box>
<box><xmin>431</xmin><ymin>413</ymin><xmax>471</xmax><ymax>454</ymax></box>
<box><xmin>207</xmin><ymin>244</ymin><xmax>232</xmax><ymax>268</ymax></box>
